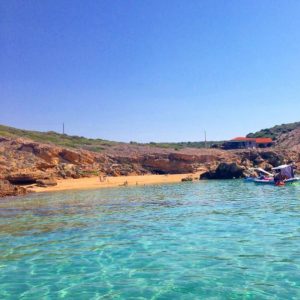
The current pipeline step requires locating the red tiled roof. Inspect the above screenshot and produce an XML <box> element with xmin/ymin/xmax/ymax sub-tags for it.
<box><xmin>231</xmin><ymin>137</ymin><xmax>255</xmax><ymax>141</ymax></box>
<box><xmin>255</xmin><ymin>138</ymin><xmax>273</xmax><ymax>143</ymax></box>
<box><xmin>230</xmin><ymin>137</ymin><xmax>273</xmax><ymax>143</ymax></box>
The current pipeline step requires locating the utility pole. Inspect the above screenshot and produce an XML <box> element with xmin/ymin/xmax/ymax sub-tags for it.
<box><xmin>63</xmin><ymin>122</ymin><xmax>65</xmax><ymax>135</ymax></box>
<box><xmin>204</xmin><ymin>130</ymin><xmax>207</xmax><ymax>148</ymax></box>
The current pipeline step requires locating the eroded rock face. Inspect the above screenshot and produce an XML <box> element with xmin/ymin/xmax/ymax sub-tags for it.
<box><xmin>18</xmin><ymin>142</ymin><xmax>60</xmax><ymax>165</ymax></box>
<box><xmin>6</xmin><ymin>171</ymin><xmax>48</xmax><ymax>184</ymax></box>
<box><xmin>143</xmin><ymin>157</ymin><xmax>195</xmax><ymax>174</ymax></box>
<box><xmin>59</xmin><ymin>149</ymin><xmax>95</xmax><ymax>165</ymax></box>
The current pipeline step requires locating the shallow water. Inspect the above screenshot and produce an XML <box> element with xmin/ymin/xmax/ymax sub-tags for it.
<box><xmin>1</xmin><ymin>180</ymin><xmax>300</xmax><ymax>299</ymax></box>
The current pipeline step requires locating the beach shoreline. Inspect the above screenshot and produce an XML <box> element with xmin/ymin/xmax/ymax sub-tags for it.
<box><xmin>28</xmin><ymin>173</ymin><xmax>201</xmax><ymax>194</ymax></box>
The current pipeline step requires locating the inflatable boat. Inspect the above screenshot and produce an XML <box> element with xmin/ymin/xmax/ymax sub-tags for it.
<box><xmin>254</xmin><ymin>178</ymin><xmax>275</xmax><ymax>184</ymax></box>
<box><xmin>244</xmin><ymin>168</ymin><xmax>273</xmax><ymax>182</ymax></box>
<box><xmin>254</xmin><ymin>177</ymin><xmax>300</xmax><ymax>185</ymax></box>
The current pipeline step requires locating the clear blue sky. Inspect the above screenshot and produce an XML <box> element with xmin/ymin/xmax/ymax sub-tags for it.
<box><xmin>1</xmin><ymin>0</ymin><xmax>300</xmax><ymax>142</ymax></box>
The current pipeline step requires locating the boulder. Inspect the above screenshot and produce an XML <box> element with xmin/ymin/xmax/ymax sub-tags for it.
<box><xmin>57</xmin><ymin>163</ymin><xmax>82</xmax><ymax>179</ymax></box>
<box><xmin>36</xmin><ymin>178</ymin><xmax>57</xmax><ymax>187</ymax></box>
<box><xmin>200</xmin><ymin>162</ymin><xmax>245</xmax><ymax>179</ymax></box>
<box><xmin>253</xmin><ymin>157</ymin><xmax>265</xmax><ymax>165</ymax></box>
<box><xmin>0</xmin><ymin>180</ymin><xmax>27</xmax><ymax>197</ymax></box>
<box><xmin>60</xmin><ymin>149</ymin><xmax>81</xmax><ymax>164</ymax></box>
<box><xmin>260</xmin><ymin>151</ymin><xmax>284</xmax><ymax>166</ymax></box>
<box><xmin>181</xmin><ymin>176</ymin><xmax>193</xmax><ymax>182</ymax></box>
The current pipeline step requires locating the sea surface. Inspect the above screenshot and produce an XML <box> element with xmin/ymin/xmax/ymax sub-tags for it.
<box><xmin>0</xmin><ymin>180</ymin><xmax>300</xmax><ymax>299</ymax></box>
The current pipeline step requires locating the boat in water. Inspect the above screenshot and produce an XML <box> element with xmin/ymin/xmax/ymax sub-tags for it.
<box><xmin>254</xmin><ymin>177</ymin><xmax>300</xmax><ymax>185</ymax></box>
<box><xmin>244</xmin><ymin>168</ymin><xmax>273</xmax><ymax>182</ymax></box>
<box><xmin>253</xmin><ymin>164</ymin><xmax>299</xmax><ymax>186</ymax></box>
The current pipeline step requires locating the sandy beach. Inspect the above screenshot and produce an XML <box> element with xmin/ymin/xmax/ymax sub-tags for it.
<box><xmin>29</xmin><ymin>173</ymin><xmax>200</xmax><ymax>194</ymax></box>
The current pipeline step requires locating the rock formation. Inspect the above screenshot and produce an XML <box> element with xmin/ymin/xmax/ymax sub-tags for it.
<box><xmin>200</xmin><ymin>163</ymin><xmax>245</xmax><ymax>179</ymax></box>
<box><xmin>0</xmin><ymin>180</ymin><xmax>27</xmax><ymax>197</ymax></box>
<box><xmin>0</xmin><ymin>132</ymin><xmax>299</xmax><ymax>197</ymax></box>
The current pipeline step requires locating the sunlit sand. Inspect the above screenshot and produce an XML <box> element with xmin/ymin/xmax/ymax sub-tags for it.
<box><xmin>30</xmin><ymin>173</ymin><xmax>201</xmax><ymax>193</ymax></box>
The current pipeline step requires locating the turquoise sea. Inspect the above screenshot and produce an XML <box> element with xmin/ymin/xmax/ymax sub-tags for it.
<box><xmin>1</xmin><ymin>180</ymin><xmax>300</xmax><ymax>299</ymax></box>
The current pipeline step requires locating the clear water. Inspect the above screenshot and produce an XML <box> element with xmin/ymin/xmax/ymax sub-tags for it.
<box><xmin>1</xmin><ymin>180</ymin><xmax>300</xmax><ymax>299</ymax></box>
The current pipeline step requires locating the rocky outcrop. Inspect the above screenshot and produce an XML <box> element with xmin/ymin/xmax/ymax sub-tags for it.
<box><xmin>59</xmin><ymin>149</ymin><xmax>94</xmax><ymax>165</ymax></box>
<box><xmin>200</xmin><ymin>162</ymin><xmax>245</xmax><ymax>179</ymax></box>
<box><xmin>6</xmin><ymin>171</ymin><xmax>48</xmax><ymax>184</ymax></box>
<box><xmin>237</xmin><ymin>149</ymin><xmax>297</xmax><ymax>169</ymax></box>
<box><xmin>142</xmin><ymin>154</ymin><xmax>195</xmax><ymax>174</ymax></box>
<box><xmin>57</xmin><ymin>163</ymin><xmax>82</xmax><ymax>179</ymax></box>
<box><xmin>140</xmin><ymin>152</ymin><xmax>223</xmax><ymax>174</ymax></box>
<box><xmin>0</xmin><ymin>180</ymin><xmax>27</xmax><ymax>197</ymax></box>
<box><xmin>18</xmin><ymin>142</ymin><xmax>60</xmax><ymax>165</ymax></box>
<box><xmin>200</xmin><ymin>148</ymin><xmax>299</xmax><ymax>180</ymax></box>
<box><xmin>181</xmin><ymin>175</ymin><xmax>193</xmax><ymax>182</ymax></box>
<box><xmin>36</xmin><ymin>178</ymin><xmax>57</xmax><ymax>187</ymax></box>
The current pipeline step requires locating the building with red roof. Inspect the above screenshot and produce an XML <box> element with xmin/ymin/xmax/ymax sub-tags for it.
<box><xmin>223</xmin><ymin>137</ymin><xmax>273</xmax><ymax>149</ymax></box>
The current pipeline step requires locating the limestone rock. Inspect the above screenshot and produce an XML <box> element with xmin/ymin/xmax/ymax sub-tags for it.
<box><xmin>57</xmin><ymin>163</ymin><xmax>82</xmax><ymax>179</ymax></box>
<box><xmin>59</xmin><ymin>149</ymin><xmax>94</xmax><ymax>165</ymax></box>
<box><xmin>0</xmin><ymin>180</ymin><xmax>27</xmax><ymax>197</ymax></box>
<box><xmin>36</xmin><ymin>178</ymin><xmax>57</xmax><ymax>187</ymax></box>
<box><xmin>181</xmin><ymin>176</ymin><xmax>193</xmax><ymax>182</ymax></box>
<box><xmin>6</xmin><ymin>171</ymin><xmax>48</xmax><ymax>184</ymax></box>
<box><xmin>260</xmin><ymin>151</ymin><xmax>284</xmax><ymax>166</ymax></box>
<box><xmin>201</xmin><ymin>162</ymin><xmax>245</xmax><ymax>179</ymax></box>
<box><xmin>18</xmin><ymin>142</ymin><xmax>60</xmax><ymax>165</ymax></box>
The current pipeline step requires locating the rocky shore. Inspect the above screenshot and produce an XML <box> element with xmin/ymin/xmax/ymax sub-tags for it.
<box><xmin>0</xmin><ymin>134</ymin><xmax>299</xmax><ymax>197</ymax></box>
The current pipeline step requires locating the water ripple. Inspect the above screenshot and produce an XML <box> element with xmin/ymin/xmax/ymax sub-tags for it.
<box><xmin>0</xmin><ymin>180</ymin><xmax>300</xmax><ymax>299</ymax></box>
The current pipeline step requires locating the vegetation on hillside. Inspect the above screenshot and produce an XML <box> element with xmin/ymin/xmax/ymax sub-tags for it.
<box><xmin>2</xmin><ymin>122</ymin><xmax>299</xmax><ymax>151</ymax></box>
<box><xmin>247</xmin><ymin>122</ymin><xmax>300</xmax><ymax>140</ymax></box>
<box><xmin>0</xmin><ymin>125</ymin><xmax>118</xmax><ymax>151</ymax></box>
<box><xmin>0</xmin><ymin>124</ymin><xmax>223</xmax><ymax>151</ymax></box>
<box><xmin>140</xmin><ymin>141</ymin><xmax>224</xmax><ymax>150</ymax></box>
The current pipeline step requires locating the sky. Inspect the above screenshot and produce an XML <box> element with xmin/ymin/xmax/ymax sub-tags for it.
<box><xmin>1</xmin><ymin>0</ymin><xmax>300</xmax><ymax>142</ymax></box>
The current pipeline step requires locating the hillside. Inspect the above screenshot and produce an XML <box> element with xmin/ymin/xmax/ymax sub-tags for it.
<box><xmin>247</xmin><ymin>121</ymin><xmax>300</xmax><ymax>140</ymax></box>
<box><xmin>1</xmin><ymin>122</ymin><xmax>299</xmax><ymax>153</ymax></box>
<box><xmin>275</xmin><ymin>127</ymin><xmax>300</xmax><ymax>151</ymax></box>
<box><xmin>0</xmin><ymin>124</ymin><xmax>118</xmax><ymax>152</ymax></box>
<box><xmin>0</xmin><ymin>124</ymin><xmax>221</xmax><ymax>151</ymax></box>
<box><xmin>246</xmin><ymin>121</ymin><xmax>300</xmax><ymax>151</ymax></box>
